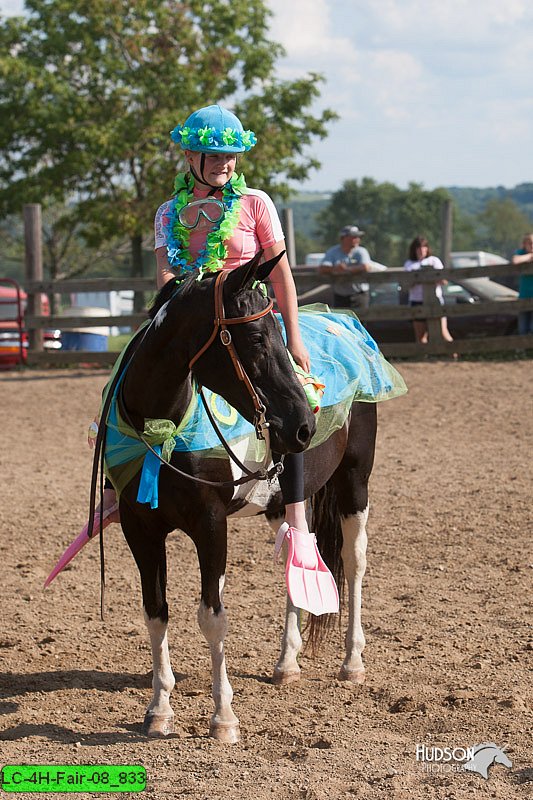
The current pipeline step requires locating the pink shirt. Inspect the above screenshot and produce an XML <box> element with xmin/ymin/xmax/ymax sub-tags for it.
<box><xmin>154</xmin><ymin>186</ymin><xmax>284</xmax><ymax>270</ymax></box>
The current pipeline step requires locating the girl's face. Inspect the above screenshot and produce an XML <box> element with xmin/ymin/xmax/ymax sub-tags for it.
<box><xmin>416</xmin><ymin>243</ymin><xmax>429</xmax><ymax>260</ymax></box>
<box><xmin>523</xmin><ymin>236</ymin><xmax>533</xmax><ymax>253</ymax></box>
<box><xmin>185</xmin><ymin>150</ymin><xmax>237</xmax><ymax>187</ymax></box>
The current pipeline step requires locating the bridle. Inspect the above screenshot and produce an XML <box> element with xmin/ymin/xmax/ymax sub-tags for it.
<box><xmin>189</xmin><ymin>268</ymin><xmax>273</xmax><ymax>440</ymax></box>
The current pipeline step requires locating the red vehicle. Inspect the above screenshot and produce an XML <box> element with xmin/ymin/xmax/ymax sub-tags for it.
<box><xmin>0</xmin><ymin>279</ymin><xmax>61</xmax><ymax>368</ymax></box>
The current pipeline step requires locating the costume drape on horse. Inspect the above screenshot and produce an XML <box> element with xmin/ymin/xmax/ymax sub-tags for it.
<box><xmin>102</xmin><ymin>304</ymin><xmax>406</xmax><ymax>506</ymax></box>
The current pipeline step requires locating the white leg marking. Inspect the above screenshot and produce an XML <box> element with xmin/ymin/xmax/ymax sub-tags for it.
<box><xmin>340</xmin><ymin>506</ymin><xmax>369</xmax><ymax>681</ymax></box>
<box><xmin>144</xmin><ymin>611</ymin><xmax>175</xmax><ymax>718</ymax></box>
<box><xmin>273</xmin><ymin>597</ymin><xmax>303</xmax><ymax>684</ymax></box>
<box><xmin>197</xmin><ymin>594</ymin><xmax>239</xmax><ymax>741</ymax></box>
<box><xmin>268</xmin><ymin>516</ymin><xmax>303</xmax><ymax>683</ymax></box>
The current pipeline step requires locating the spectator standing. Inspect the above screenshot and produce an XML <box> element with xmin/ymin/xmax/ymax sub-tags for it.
<box><xmin>319</xmin><ymin>225</ymin><xmax>370</xmax><ymax>310</ymax></box>
<box><xmin>511</xmin><ymin>233</ymin><xmax>533</xmax><ymax>335</ymax></box>
<box><xmin>403</xmin><ymin>236</ymin><xmax>454</xmax><ymax>345</ymax></box>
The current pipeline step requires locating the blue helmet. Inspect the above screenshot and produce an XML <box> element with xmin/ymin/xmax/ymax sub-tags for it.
<box><xmin>170</xmin><ymin>104</ymin><xmax>257</xmax><ymax>154</ymax></box>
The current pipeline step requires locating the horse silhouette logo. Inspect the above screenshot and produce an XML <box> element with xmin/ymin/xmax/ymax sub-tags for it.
<box><xmin>463</xmin><ymin>743</ymin><xmax>512</xmax><ymax>779</ymax></box>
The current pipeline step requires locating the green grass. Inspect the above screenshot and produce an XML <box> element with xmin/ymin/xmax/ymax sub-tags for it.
<box><xmin>107</xmin><ymin>333</ymin><xmax>133</xmax><ymax>352</ymax></box>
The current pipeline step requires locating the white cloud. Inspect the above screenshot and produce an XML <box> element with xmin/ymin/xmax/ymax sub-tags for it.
<box><xmin>267</xmin><ymin>0</ymin><xmax>354</xmax><ymax>61</ymax></box>
<box><xmin>265</xmin><ymin>0</ymin><xmax>533</xmax><ymax>190</ymax></box>
<box><xmin>0</xmin><ymin>0</ymin><xmax>23</xmax><ymax>15</ymax></box>
<box><xmin>266</xmin><ymin>0</ymin><xmax>364</xmax><ymax>139</ymax></box>
<box><xmin>2</xmin><ymin>0</ymin><xmax>530</xmax><ymax>190</ymax></box>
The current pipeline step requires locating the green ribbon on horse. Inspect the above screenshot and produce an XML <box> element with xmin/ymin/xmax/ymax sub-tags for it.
<box><xmin>143</xmin><ymin>418</ymin><xmax>179</xmax><ymax>463</ymax></box>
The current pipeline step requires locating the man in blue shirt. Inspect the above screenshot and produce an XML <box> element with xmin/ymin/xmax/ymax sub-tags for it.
<box><xmin>511</xmin><ymin>233</ymin><xmax>533</xmax><ymax>335</ymax></box>
<box><xmin>319</xmin><ymin>225</ymin><xmax>371</xmax><ymax>309</ymax></box>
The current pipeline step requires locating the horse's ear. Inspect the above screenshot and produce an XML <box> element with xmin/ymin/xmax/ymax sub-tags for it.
<box><xmin>229</xmin><ymin>249</ymin><xmax>285</xmax><ymax>293</ymax></box>
<box><xmin>229</xmin><ymin>250</ymin><xmax>263</xmax><ymax>292</ymax></box>
<box><xmin>256</xmin><ymin>250</ymin><xmax>285</xmax><ymax>282</ymax></box>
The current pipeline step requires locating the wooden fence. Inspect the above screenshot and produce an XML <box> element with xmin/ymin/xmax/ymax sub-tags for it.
<box><xmin>22</xmin><ymin>262</ymin><xmax>533</xmax><ymax>364</ymax></box>
<box><xmin>290</xmin><ymin>261</ymin><xmax>533</xmax><ymax>358</ymax></box>
<box><xmin>19</xmin><ymin>203</ymin><xmax>533</xmax><ymax>364</ymax></box>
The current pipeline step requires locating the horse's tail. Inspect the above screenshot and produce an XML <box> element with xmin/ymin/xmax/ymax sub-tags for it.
<box><xmin>305</xmin><ymin>480</ymin><xmax>345</xmax><ymax>654</ymax></box>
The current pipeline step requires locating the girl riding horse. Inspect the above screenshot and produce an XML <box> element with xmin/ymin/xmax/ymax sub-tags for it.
<box><xmin>48</xmin><ymin>106</ymin><xmax>408</xmax><ymax>740</ymax></box>
<box><xmin>88</xmin><ymin>104</ymin><xmax>338</xmax><ymax>613</ymax></box>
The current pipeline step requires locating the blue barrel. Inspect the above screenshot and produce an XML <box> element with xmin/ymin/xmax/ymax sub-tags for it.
<box><xmin>60</xmin><ymin>306</ymin><xmax>110</xmax><ymax>351</ymax></box>
<box><xmin>61</xmin><ymin>331</ymin><xmax>108</xmax><ymax>351</ymax></box>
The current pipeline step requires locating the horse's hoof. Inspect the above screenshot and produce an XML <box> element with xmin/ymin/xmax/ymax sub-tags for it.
<box><xmin>143</xmin><ymin>711</ymin><xmax>175</xmax><ymax>738</ymax></box>
<box><xmin>209</xmin><ymin>720</ymin><xmax>240</xmax><ymax>743</ymax></box>
<box><xmin>338</xmin><ymin>665</ymin><xmax>365</xmax><ymax>684</ymax></box>
<box><xmin>272</xmin><ymin>667</ymin><xmax>301</xmax><ymax>686</ymax></box>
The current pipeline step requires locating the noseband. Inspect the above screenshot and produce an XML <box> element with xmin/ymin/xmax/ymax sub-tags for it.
<box><xmin>189</xmin><ymin>269</ymin><xmax>274</xmax><ymax>440</ymax></box>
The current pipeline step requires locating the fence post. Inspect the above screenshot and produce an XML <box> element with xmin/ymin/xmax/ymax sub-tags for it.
<box><xmin>281</xmin><ymin>207</ymin><xmax>296</xmax><ymax>266</ymax></box>
<box><xmin>440</xmin><ymin>199</ymin><xmax>453</xmax><ymax>267</ymax></box>
<box><xmin>24</xmin><ymin>203</ymin><xmax>44</xmax><ymax>353</ymax></box>
<box><xmin>422</xmin><ymin>274</ymin><xmax>444</xmax><ymax>343</ymax></box>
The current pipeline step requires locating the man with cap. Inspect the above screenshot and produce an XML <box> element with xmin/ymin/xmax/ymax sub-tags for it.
<box><xmin>319</xmin><ymin>225</ymin><xmax>371</xmax><ymax>310</ymax></box>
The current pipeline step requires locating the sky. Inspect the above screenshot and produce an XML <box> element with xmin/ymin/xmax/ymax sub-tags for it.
<box><xmin>2</xmin><ymin>0</ymin><xmax>532</xmax><ymax>193</ymax></box>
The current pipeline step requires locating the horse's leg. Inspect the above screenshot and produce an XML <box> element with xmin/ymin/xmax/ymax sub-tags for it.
<box><xmin>336</xmin><ymin>405</ymin><xmax>376</xmax><ymax>684</ymax></box>
<box><xmin>339</xmin><ymin>507</ymin><xmax>369</xmax><ymax>683</ymax></box>
<box><xmin>268</xmin><ymin>516</ymin><xmax>303</xmax><ymax>684</ymax></box>
<box><xmin>121</xmin><ymin>514</ymin><xmax>175</xmax><ymax>736</ymax></box>
<box><xmin>273</xmin><ymin>596</ymin><xmax>303</xmax><ymax>684</ymax></box>
<box><xmin>195</xmin><ymin>520</ymin><xmax>240</xmax><ymax>743</ymax></box>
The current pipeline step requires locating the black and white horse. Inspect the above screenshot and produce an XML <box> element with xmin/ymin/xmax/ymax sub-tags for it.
<box><xmin>94</xmin><ymin>253</ymin><xmax>376</xmax><ymax>742</ymax></box>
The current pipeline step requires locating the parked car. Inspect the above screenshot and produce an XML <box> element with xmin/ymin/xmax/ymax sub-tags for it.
<box><xmin>364</xmin><ymin>277</ymin><xmax>518</xmax><ymax>344</ymax></box>
<box><xmin>450</xmin><ymin>250</ymin><xmax>516</xmax><ymax>290</ymax></box>
<box><xmin>0</xmin><ymin>282</ymin><xmax>61</xmax><ymax>368</ymax></box>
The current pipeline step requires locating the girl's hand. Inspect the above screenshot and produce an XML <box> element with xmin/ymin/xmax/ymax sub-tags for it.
<box><xmin>289</xmin><ymin>340</ymin><xmax>311</xmax><ymax>374</ymax></box>
<box><xmin>87</xmin><ymin>417</ymin><xmax>99</xmax><ymax>449</ymax></box>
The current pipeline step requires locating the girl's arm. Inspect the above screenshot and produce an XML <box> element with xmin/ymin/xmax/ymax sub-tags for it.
<box><xmin>512</xmin><ymin>251</ymin><xmax>533</xmax><ymax>264</ymax></box>
<box><xmin>156</xmin><ymin>247</ymin><xmax>176</xmax><ymax>289</ymax></box>
<box><xmin>264</xmin><ymin>241</ymin><xmax>310</xmax><ymax>373</ymax></box>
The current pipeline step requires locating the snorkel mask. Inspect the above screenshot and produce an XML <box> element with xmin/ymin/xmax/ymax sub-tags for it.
<box><xmin>178</xmin><ymin>197</ymin><xmax>226</xmax><ymax>229</ymax></box>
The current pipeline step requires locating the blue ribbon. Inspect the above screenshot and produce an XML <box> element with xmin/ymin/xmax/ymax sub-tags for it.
<box><xmin>136</xmin><ymin>446</ymin><xmax>162</xmax><ymax>509</ymax></box>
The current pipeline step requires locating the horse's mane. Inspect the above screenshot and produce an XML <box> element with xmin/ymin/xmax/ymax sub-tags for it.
<box><xmin>149</xmin><ymin>262</ymin><xmax>267</xmax><ymax>322</ymax></box>
<box><xmin>149</xmin><ymin>270</ymin><xmax>206</xmax><ymax>320</ymax></box>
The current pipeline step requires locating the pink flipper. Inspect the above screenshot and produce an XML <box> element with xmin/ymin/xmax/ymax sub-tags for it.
<box><xmin>275</xmin><ymin>526</ymin><xmax>339</xmax><ymax>616</ymax></box>
<box><xmin>44</xmin><ymin>503</ymin><xmax>119</xmax><ymax>588</ymax></box>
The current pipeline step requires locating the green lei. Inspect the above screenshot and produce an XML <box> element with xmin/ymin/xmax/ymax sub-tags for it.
<box><xmin>167</xmin><ymin>172</ymin><xmax>247</xmax><ymax>276</ymax></box>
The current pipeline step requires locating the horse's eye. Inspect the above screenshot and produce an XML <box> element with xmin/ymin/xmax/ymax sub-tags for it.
<box><xmin>250</xmin><ymin>333</ymin><xmax>263</xmax><ymax>346</ymax></box>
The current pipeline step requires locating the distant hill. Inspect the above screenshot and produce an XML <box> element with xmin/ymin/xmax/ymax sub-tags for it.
<box><xmin>284</xmin><ymin>184</ymin><xmax>533</xmax><ymax>241</ymax></box>
<box><xmin>281</xmin><ymin>191</ymin><xmax>331</xmax><ymax>242</ymax></box>
<box><xmin>447</xmin><ymin>183</ymin><xmax>533</xmax><ymax>220</ymax></box>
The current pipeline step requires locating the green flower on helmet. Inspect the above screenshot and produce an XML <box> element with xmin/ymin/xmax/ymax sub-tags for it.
<box><xmin>179</xmin><ymin>126</ymin><xmax>192</xmax><ymax>146</ymax></box>
<box><xmin>198</xmin><ymin>126</ymin><xmax>215</xmax><ymax>146</ymax></box>
<box><xmin>222</xmin><ymin>127</ymin><xmax>238</xmax><ymax>146</ymax></box>
<box><xmin>241</xmin><ymin>130</ymin><xmax>257</xmax><ymax>149</ymax></box>
<box><xmin>171</xmin><ymin>106</ymin><xmax>257</xmax><ymax>153</ymax></box>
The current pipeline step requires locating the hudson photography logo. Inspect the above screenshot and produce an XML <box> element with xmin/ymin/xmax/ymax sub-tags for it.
<box><xmin>415</xmin><ymin>741</ymin><xmax>512</xmax><ymax>779</ymax></box>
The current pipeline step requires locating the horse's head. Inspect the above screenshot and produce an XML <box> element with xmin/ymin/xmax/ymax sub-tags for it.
<box><xmin>189</xmin><ymin>253</ymin><xmax>316</xmax><ymax>454</ymax></box>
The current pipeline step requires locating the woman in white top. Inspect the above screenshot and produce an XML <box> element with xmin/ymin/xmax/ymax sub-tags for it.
<box><xmin>403</xmin><ymin>236</ymin><xmax>453</xmax><ymax>345</ymax></box>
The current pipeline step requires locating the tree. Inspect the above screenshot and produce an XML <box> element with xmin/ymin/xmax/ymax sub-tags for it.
<box><xmin>0</xmin><ymin>0</ymin><xmax>336</xmax><ymax>291</ymax></box>
<box><xmin>476</xmin><ymin>198</ymin><xmax>531</xmax><ymax>258</ymax></box>
<box><xmin>316</xmin><ymin>178</ymin><xmax>452</xmax><ymax>265</ymax></box>
<box><xmin>294</xmin><ymin>229</ymin><xmax>323</xmax><ymax>265</ymax></box>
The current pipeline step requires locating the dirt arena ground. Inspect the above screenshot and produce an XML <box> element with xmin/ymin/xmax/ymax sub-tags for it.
<box><xmin>0</xmin><ymin>361</ymin><xmax>531</xmax><ymax>800</ymax></box>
